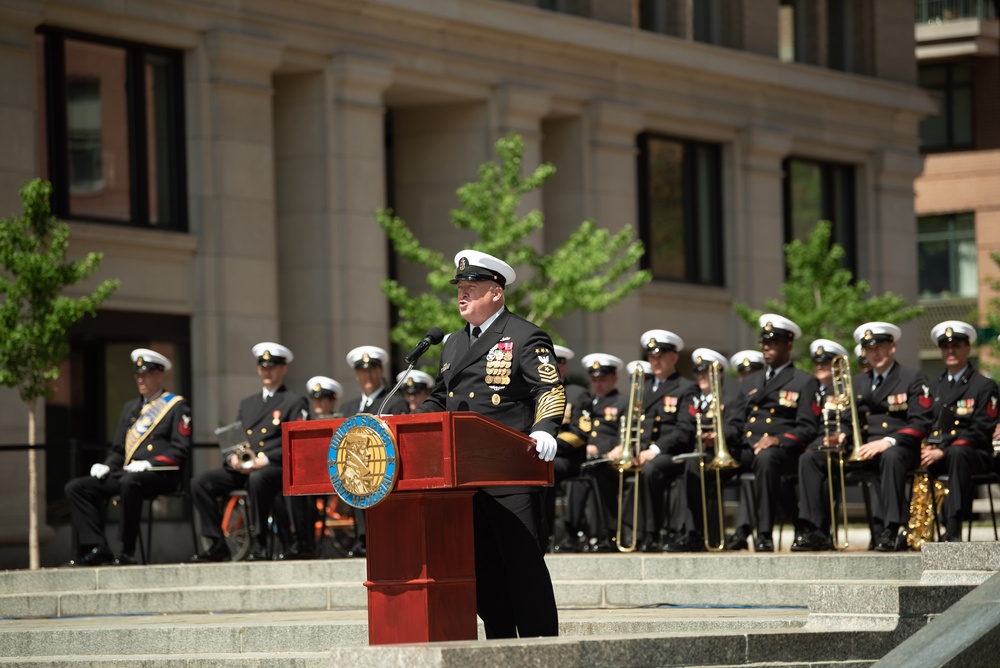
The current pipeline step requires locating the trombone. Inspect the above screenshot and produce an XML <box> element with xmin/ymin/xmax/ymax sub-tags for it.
<box><xmin>697</xmin><ymin>361</ymin><xmax>739</xmax><ymax>551</ymax></box>
<box><xmin>822</xmin><ymin>355</ymin><xmax>865</xmax><ymax>550</ymax></box>
<box><xmin>613</xmin><ymin>364</ymin><xmax>645</xmax><ymax>552</ymax></box>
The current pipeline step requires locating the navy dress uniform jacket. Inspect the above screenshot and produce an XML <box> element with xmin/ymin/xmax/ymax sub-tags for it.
<box><xmin>105</xmin><ymin>394</ymin><xmax>192</xmax><ymax>469</ymax></box>
<box><xmin>639</xmin><ymin>373</ymin><xmax>698</xmax><ymax>453</ymax></box>
<box><xmin>848</xmin><ymin>363</ymin><xmax>933</xmax><ymax>451</ymax></box>
<box><xmin>234</xmin><ymin>386</ymin><xmax>309</xmax><ymax>467</ymax></box>
<box><xmin>726</xmin><ymin>367</ymin><xmax>821</xmax><ymax>451</ymax></box>
<box><xmin>930</xmin><ymin>365</ymin><xmax>999</xmax><ymax>453</ymax></box>
<box><xmin>556</xmin><ymin>383</ymin><xmax>592</xmax><ymax>461</ymax></box>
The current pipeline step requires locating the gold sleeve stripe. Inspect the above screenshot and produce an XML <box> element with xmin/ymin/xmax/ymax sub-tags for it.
<box><xmin>535</xmin><ymin>386</ymin><xmax>566</xmax><ymax>424</ymax></box>
<box><xmin>558</xmin><ymin>432</ymin><xmax>585</xmax><ymax>448</ymax></box>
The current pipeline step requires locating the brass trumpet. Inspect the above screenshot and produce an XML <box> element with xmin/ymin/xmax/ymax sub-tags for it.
<box><xmin>613</xmin><ymin>364</ymin><xmax>645</xmax><ymax>552</ymax></box>
<box><xmin>822</xmin><ymin>355</ymin><xmax>865</xmax><ymax>550</ymax></box>
<box><xmin>697</xmin><ymin>361</ymin><xmax>739</xmax><ymax>551</ymax></box>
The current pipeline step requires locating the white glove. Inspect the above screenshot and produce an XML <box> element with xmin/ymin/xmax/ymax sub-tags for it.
<box><xmin>124</xmin><ymin>460</ymin><xmax>152</xmax><ymax>473</ymax></box>
<box><xmin>530</xmin><ymin>431</ymin><xmax>557</xmax><ymax>462</ymax></box>
<box><xmin>90</xmin><ymin>463</ymin><xmax>111</xmax><ymax>479</ymax></box>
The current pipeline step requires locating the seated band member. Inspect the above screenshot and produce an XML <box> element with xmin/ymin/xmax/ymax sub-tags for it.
<box><xmin>307</xmin><ymin>376</ymin><xmax>344</xmax><ymax>419</ymax></box>
<box><xmin>576</xmin><ymin>353</ymin><xmax>629</xmax><ymax>551</ymax></box>
<box><xmin>792</xmin><ymin>338</ymin><xmax>850</xmax><ymax>551</ymax></box>
<box><xmin>551</xmin><ymin>345</ymin><xmax>593</xmax><ymax>552</ymax></box>
<box><xmin>833</xmin><ymin>322</ymin><xmax>933</xmax><ymax>552</ymax></box>
<box><xmin>632</xmin><ymin>330</ymin><xmax>698</xmax><ymax>551</ymax></box>
<box><xmin>725</xmin><ymin>314</ymin><xmax>820</xmax><ymax>552</ymax></box>
<box><xmin>65</xmin><ymin>348</ymin><xmax>192</xmax><ymax>566</ymax></box>
<box><xmin>730</xmin><ymin>350</ymin><xmax>765</xmax><ymax>381</ymax></box>
<box><xmin>663</xmin><ymin>347</ymin><xmax>734</xmax><ymax>552</ymax></box>
<box><xmin>924</xmin><ymin>321</ymin><xmax>998</xmax><ymax>542</ymax></box>
<box><xmin>396</xmin><ymin>369</ymin><xmax>435</xmax><ymax>413</ymax></box>
<box><xmin>190</xmin><ymin>342</ymin><xmax>309</xmax><ymax>562</ymax></box>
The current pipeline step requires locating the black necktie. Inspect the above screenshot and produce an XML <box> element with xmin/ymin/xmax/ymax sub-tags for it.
<box><xmin>873</xmin><ymin>374</ymin><xmax>883</xmax><ymax>391</ymax></box>
<box><xmin>471</xmin><ymin>326</ymin><xmax>481</xmax><ymax>340</ymax></box>
<box><xmin>764</xmin><ymin>368</ymin><xmax>772</xmax><ymax>384</ymax></box>
<box><xmin>948</xmin><ymin>376</ymin><xmax>955</xmax><ymax>388</ymax></box>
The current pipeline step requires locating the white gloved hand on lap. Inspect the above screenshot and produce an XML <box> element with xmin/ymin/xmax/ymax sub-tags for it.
<box><xmin>124</xmin><ymin>460</ymin><xmax>152</xmax><ymax>473</ymax></box>
<box><xmin>530</xmin><ymin>431</ymin><xmax>557</xmax><ymax>462</ymax></box>
<box><xmin>90</xmin><ymin>463</ymin><xmax>111</xmax><ymax>479</ymax></box>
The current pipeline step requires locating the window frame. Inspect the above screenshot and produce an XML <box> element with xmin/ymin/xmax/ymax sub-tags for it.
<box><xmin>916</xmin><ymin>212</ymin><xmax>978</xmax><ymax>300</ymax></box>
<box><xmin>918</xmin><ymin>61</ymin><xmax>976</xmax><ymax>153</ymax></box>
<box><xmin>637</xmin><ymin>132</ymin><xmax>725</xmax><ymax>287</ymax></box>
<box><xmin>37</xmin><ymin>26</ymin><xmax>189</xmax><ymax>231</ymax></box>
<box><xmin>782</xmin><ymin>157</ymin><xmax>858</xmax><ymax>277</ymax></box>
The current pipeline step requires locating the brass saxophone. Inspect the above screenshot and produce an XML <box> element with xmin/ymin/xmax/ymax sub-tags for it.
<box><xmin>906</xmin><ymin>438</ymin><xmax>948</xmax><ymax>550</ymax></box>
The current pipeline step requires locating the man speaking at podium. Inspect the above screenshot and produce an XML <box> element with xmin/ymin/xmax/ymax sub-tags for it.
<box><xmin>416</xmin><ymin>250</ymin><xmax>566</xmax><ymax>639</ymax></box>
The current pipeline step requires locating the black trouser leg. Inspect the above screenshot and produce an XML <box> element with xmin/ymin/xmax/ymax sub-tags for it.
<box><xmin>191</xmin><ymin>467</ymin><xmax>246</xmax><ymax>541</ymax></box>
<box><xmin>246</xmin><ymin>465</ymin><xmax>284</xmax><ymax>548</ymax></box>
<box><xmin>116</xmin><ymin>471</ymin><xmax>180</xmax><ymax>554</ymax></box>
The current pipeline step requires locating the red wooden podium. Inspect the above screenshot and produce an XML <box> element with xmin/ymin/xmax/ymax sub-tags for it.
<box><xmin>282</xmin><ymin>412</ymin><xmax>552</xmax><ymax>645</ymax></box>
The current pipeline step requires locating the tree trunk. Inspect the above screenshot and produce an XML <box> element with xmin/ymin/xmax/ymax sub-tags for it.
<box><xmin>28</xmin><ymin>399</ymin><xmax>39</xmax><ymax>570</ymax></box>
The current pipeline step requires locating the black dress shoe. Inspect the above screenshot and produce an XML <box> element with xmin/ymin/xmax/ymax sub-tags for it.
<box><xmin>589</xmin><ymin>537</ymin><xmax>615</xmax><ymax>553</ymax></box>
<box><xmin>791</xmin><ymin>529</ymin><xmax>832</xmax><ymax>552</ymax></box>
<box><xmin>874</xmin><ymin>528</ymin><xmax>899</xmax><ymax>552</ymax></box>
<box><xmin>755</xmin><ymin>535</ymin><xmax>775</xmax><ymax>552</ymax></box>
<box><xmin>554</xmin><ymin>535</ymin><xmax>586</xmax><ymax>553</ymax></box>
<box><xmin>943</xmin><ymin>533</ymin><xmax>962</xmax><ymax>543</ymax></box>
<box><xmin>278</xmin><ymin>542</ymin><xmax>316</xmax><ymax>560</ymax></box>
<box><xmin>113</xmin><ymin>553</ymin><xmax>138</xmax><ymax>566</ymax></box>
<box><xmin>664</xmin><ymin>533</ymin><xmax>706</xmax><ymax>553</ymax></box>
<box><xmin>346</xmin><ymin>539</ymin><xmax>367</xmax><ymax>558</ymax></box>
<box><xmin>68</xmin><ymin>546</ymin><xmax>114</xmax><ymax>567</ymax></box>
<box><xmin>190</xmin><ymin>540</ymin><xmax>231</xmax><ymax>563</ymax></box>
<box><xmin>638</xmin><ymin>534</ymin><xmax>663</xmax><ymax>553</ymax></box>
<box><xmin>724</xmin><ymin>533</ymin><xmax>749</xmax><ymax>551</ymax></box>
<box><xmin>245</xmin><ymin>546</ymin><xmax>270</xmax><ymax>561</ymax></box>
<box><xmin>895</xmin><ymin>530</ymin><xmax>913</xmax><ymax>552</ymax></box>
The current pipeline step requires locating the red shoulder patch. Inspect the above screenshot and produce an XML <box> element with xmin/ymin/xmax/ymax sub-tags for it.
<box><xmin>988</xmin><ymin>396</ymin><xmax>998</xmax><ymax>420</ymax></box>
<box><xmin>811</xmin><ymin>399</ymin><xmax>821</xmax><ymax>416</ymax></box>
<box><xmin>178</xmin><ymin>415</ymin><xmax>192</xmax><ymax>437</ymax></box>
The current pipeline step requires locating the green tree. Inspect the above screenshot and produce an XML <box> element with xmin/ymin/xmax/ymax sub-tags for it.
<box><xmin>980</xmin><ymin>251</ymin><xmax>1000</xmax><ymax>376</ymax></box>
<box><xmin>733</xmin><ymin>221</ymin><xmax>922</xmax><ymax>367</ymax></box>
<box><xmin>377</xmin><ymin>133</ymin><xmax>650</xmax><ymax>368</ymax></box>
<box><xmin>0</xmin><ymin>179</ymin><xmax>119</xmax><ymax>569</ymax></box>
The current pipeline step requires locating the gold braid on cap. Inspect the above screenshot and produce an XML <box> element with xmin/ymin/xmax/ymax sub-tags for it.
<box><xmin>534</xmin><ymin>386</ymin><xmax>566</xmax><ymax>424</ymax></box>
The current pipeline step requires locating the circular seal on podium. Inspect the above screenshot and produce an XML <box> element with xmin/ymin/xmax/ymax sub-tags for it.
<box><xmin>328</xmin><ymin>414</ymin><xmax>398</xmax><ymax>509</ymax></box>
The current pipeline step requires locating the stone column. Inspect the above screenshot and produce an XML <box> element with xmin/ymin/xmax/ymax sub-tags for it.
<box><xmin>187</xmin><ymin>30</ymin><xmax>283</xmax><ymax>437</ymax></box>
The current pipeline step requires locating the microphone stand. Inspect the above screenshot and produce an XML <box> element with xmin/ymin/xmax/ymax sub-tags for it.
<box><xmin>377</xmin><ymin>364</ymin><xmax>413</xmax><ymax>417</ymax></box>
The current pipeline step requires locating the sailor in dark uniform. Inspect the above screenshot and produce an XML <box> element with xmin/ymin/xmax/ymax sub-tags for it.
<box><xmin>841</xmin><ymin>322</ymin><xmax>934</xmax><ymax>551</ymax></box>
<box><xmin>730</xmin><ymin>350</ymin><xmax>765</xmax><ymax>381</ymax></box>
<box><xmin>792</xmin><ymin>338</ymin><xmax>850</xmax><ymax>551</ymax></box>
<box><xmin>725</xmin><ymin>314</ymin><xmax>820</xmax><ymax>552</ymax></box>
<box><xmin>417</xmin><ymin>249</ymin><xmax>564</xmax><ymax>639</ymax></box>
<box><xmin>342</xmin><ymin>345</ymin><xmax>410</xmax><ymax>557</ymax></box>
<box><xmin>190</xmin><ymin>342</ymin><xmax>309</xmax><ymax>562</ymax></box>
<box><xmin>307</xmin><ymin>375</ymin><xmax>343</xmax><ymax>419</ymax></box>
<box><xmin>550</xmin><ymin>345</ymin><xmax>593</xmax><ymax>552</ymax></box>
<box><xmin>573</xmin><ymin>353</ymin><xmax>630</xmax><ymax>551</ymax></box>
<box><xmin>396</xmin><ymin>369</ymin><xmax>435</xmax><ymax>413</ymax></box>
<box><xmin>65</xmin><ymin>348</ymin><xmax>192</xmax><ymax>566</ymax></box>
<box><xmin>924</xmin><ymin>321</ymin><xmax>998</xmax><ymax>542</ymax></box>
<box><xmin>633</xmin><ymin>329</ymin><xmax>698</xmax><ymax>551</ymax></box>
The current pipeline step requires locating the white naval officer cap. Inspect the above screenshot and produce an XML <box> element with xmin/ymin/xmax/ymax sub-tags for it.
<box><xmin>730</xmin><ymin>350</ymin><xmax>764</xmax><ymax>371</ymax></box>
<box><xmin>131</xmin><ymin>348</ymin><xmax>172</xmax><ymax>373</ymax></box>
<box><xmin>553</xmin><ymin>345</ymin><xmax>575</xmax><ymax>363</ymax></box>
<box><xmin>691</xmin><ymin>348</ymin><xmax>729</xmax><ymax>372</ymax></box>
<box><xmin>626</xmin><ymin>360</ymin><xmax>652</xmax><ymax>376</ymax></box>
<box><xmin>931</xmin><ymin>320</ymin><xmax>977</xmax><ymax>345</ymax></box>
<box><xmin>855</xmin><ymin>344</ymin><xmax>867</xmax><ymax>361</ymax></box>
<box><xmin>306</xmin><ymin>376</ymin><xmax>343</xmax><ymax>399</ymax></box>
<box><xmin>252</xmin><ymin>342</ymin><xmax>293</xmax><ymax>367</ymax></box>
<box><xmin>396</xmin><ymin>369</ymin><xmax>435</xmax><ymax>394</ymax></box>
<box><xmin>640</xmin><ymin>329</ymin><xmax>684</xmax><ymax>354</ymax></box>
<box><xmin>581</xmin><ymin>353</ymin><xmax>624</xmax><ymax>377</ymax></box>
<box><xmin>759</xmin><ymin>314</ymin><xmax>802</xmax><ymax>342</ymax></box>
<box><xmin>347</xmin><ymin>346</ymin><xmax>388</xmax><ymax>369</ymax></box>
<box><xmin>450</xmin><ymin>250</ymin><xmax>516</xmax><ymax>287</ymax></box>
<box><xmin>809</xmin><ymin>338</ymin><xmax>848</xmax><ymax>362</ymax></box>
<box><xmin>854</xmin><ymin>322</ymin><xmax>901</xmax><ymax>347</ymax></box>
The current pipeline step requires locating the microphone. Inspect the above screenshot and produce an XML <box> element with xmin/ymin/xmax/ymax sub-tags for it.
<box><xmin>403</xmin><ymin>327</ymin><xmax>444</xmax><ymax>365</ymax></box>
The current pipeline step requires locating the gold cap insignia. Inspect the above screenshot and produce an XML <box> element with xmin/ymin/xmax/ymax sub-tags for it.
<box><xmin>136</xmin><ymin>357</ymin><xmax>144</xmax><ymax>367</ymax></box>
<box><xmin>696</xmin><ymin>356</ymin><xmax>703</xmax><ymax>364</ymax></box>
<box><xmin>816</xmin><ymin>346</ymin><xmax>824</xmax><ymax>356</ymax></box>
<box><xmin>764</xmin><ymin>322</ymin><xmax>773</xmax><ymax>331</ymax></box>
<box><xmin>591</xmin><ymin>361</ymin><xmax>601</xmax><ymax>370</ymax></box>
<box><xmin>405</xmin><ymin>378</ymin><xmax>414</xmax><ymax>387</ymax></box>
<box><xmin>458</xmin><ymin>257</ymin><xmax>468</xmax><ymax>272</ymax></box>
<box><xmin>362</xmin><ymin>353</ymin><xmax>370</xmax><ymax>364</ymax></box>
<box><xmin>741</xmin><ymin>358</ymin><xmax>749</xmax><ymax>367</ymax></box>
<box><xmin>864</xmin><ymin>330</ymin><xmax>873</xmax><ymax>340</ymax></box>
<box><xmin>312</xmin><ymin>383</ymin><xmax>322</xmax><ymax>393</ymax></box>
<box><xmin>945</xmin><ymin>327</ymin><xmax>954</xmax><ymax>337</ymax></box>
<box><xmin>647</xmin><ymin>338</ymin><xmax>657</xmax><ymax>349</ymax></box>
<box><xmin>262</xmin><ymin>350</ymin><xmax>271</xmax><ymax>360</ymax></box>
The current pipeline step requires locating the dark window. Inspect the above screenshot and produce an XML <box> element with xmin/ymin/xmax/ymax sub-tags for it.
<box><xmin>919</xmin><ymin>62</ymin><xmax>974</xmax><ymax>152</ymax></box>
<box><xmin>538</xmin><ymin>0</ymin><xmax>590</xmax><ymax>17</ymax></box>
<box><xmin>783</xmin><ymin>158</ymin><xmax>857</xmax><ymax>275</ymax></box>
<box><xmin>917</xmin><ymin>213</ymin><xmax>977</xmax><ymax>300</ymax></box>
<box><xmin>640</xmin><ymin>0</ymin><xmax>681</xmax><ymax>36</ymax></box>
<box><xmin>692</xmin><ymin>0</ymin><xmax>725</xmax><ymax>45</ymax></box>
<box><xmin>826</xmin><ymin>0</ymin><xmax>855</xmax><ymax>72</ymax></box>
<box><xmin>637</xmin><ymin>133</ymin><xmax>724</xmax><ymax>286</ymax></box>
<box><xmin>37</xmin><ymin>28</ymin><xmax>187</xmax><ymax>230</ymax></box>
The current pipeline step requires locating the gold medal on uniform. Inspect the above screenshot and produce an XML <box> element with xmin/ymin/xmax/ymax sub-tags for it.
<box><xmin>272</xmin><ymin>409</ymin><xmax>281</xmax><ymax>426</ymax></box>
<box><xmin>492</xmin><ymin>394</ymin><xmax>501</xmax><ymax>405</ymax></box>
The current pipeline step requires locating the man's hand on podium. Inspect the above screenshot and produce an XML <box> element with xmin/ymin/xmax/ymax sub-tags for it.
<box><xmin>530</xmin><ymin>431</ymin><xmax>557</xmax><ymax>462</ymax></box>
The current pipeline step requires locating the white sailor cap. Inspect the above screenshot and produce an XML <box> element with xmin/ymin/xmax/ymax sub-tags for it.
<box><xmin>553</xmin><ymin>345</ymin><xmax>575</xmax><ymax>363</ymax></box>
<box><xmin>396</xmin><ymin>369</ymin><xmax>435</xmax><ymax>394</ymax></box>
<box><xmin>809</xmin><ymin>339</ymin><xmax>848</xmax><ymax>362</ymax></box>
<box><xmin>854</xmin><ymin>322</ymin><xmax>901</xmax><ymax>347</ymax></box>
<box><xmin>581</xmin><ymin>353</ymin><xmax>624</xmax><ymax>377</ymax></box>
<box><xmin>306</xmin><ymin>376</ymin><xmax>343</xmax><ymax>399</ymax></box>
<box><xmin>759</xmin><ymin>314</ymin><xmax>801</xmax><ymax>342</ymax></box>
<box><xmin>252</xmin><ymin>342</ymin><xmax>293</xmax><ymax>367</ymax></box>
<box><xmin>931</xmin><ymin>320</ymin><xmax>977</xmax><ymax>345</ymax></box>
<box><xmin>347</xmin><ymin>346</ymin><xmax>388</xmax><ymax>369</ymax></box>
<box><xmin>855</xmin><ymin>344</ymin><xmax>867</xmax><ymax>360</ymax></box>
<box><xmin>626</xmin><ymin>360</ymin><xmax>652</xmax><ymax>376</ymax></box>
<box><xmin>450</xmin><ymin>250</ymin><xmax>516</xmax><ymax>287</ymax></box>
<box><xmin>640</xmin><ymin>329</ymin><xmax>684</xmax><ymax>354</ymax></box>
<box><xmin>691</xmin><ymin>348</ymin><xmax>729</xmax><ymax>372</ymax></box>
<box><xmin>729</xmin><ymin>350</ymin><xmax>764</xmax><ymax>371</ymax></box>
<box><xmin>131</xmin><ymin>348</ymin><xmax>172</xmax><ymax>373</ymax></box>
